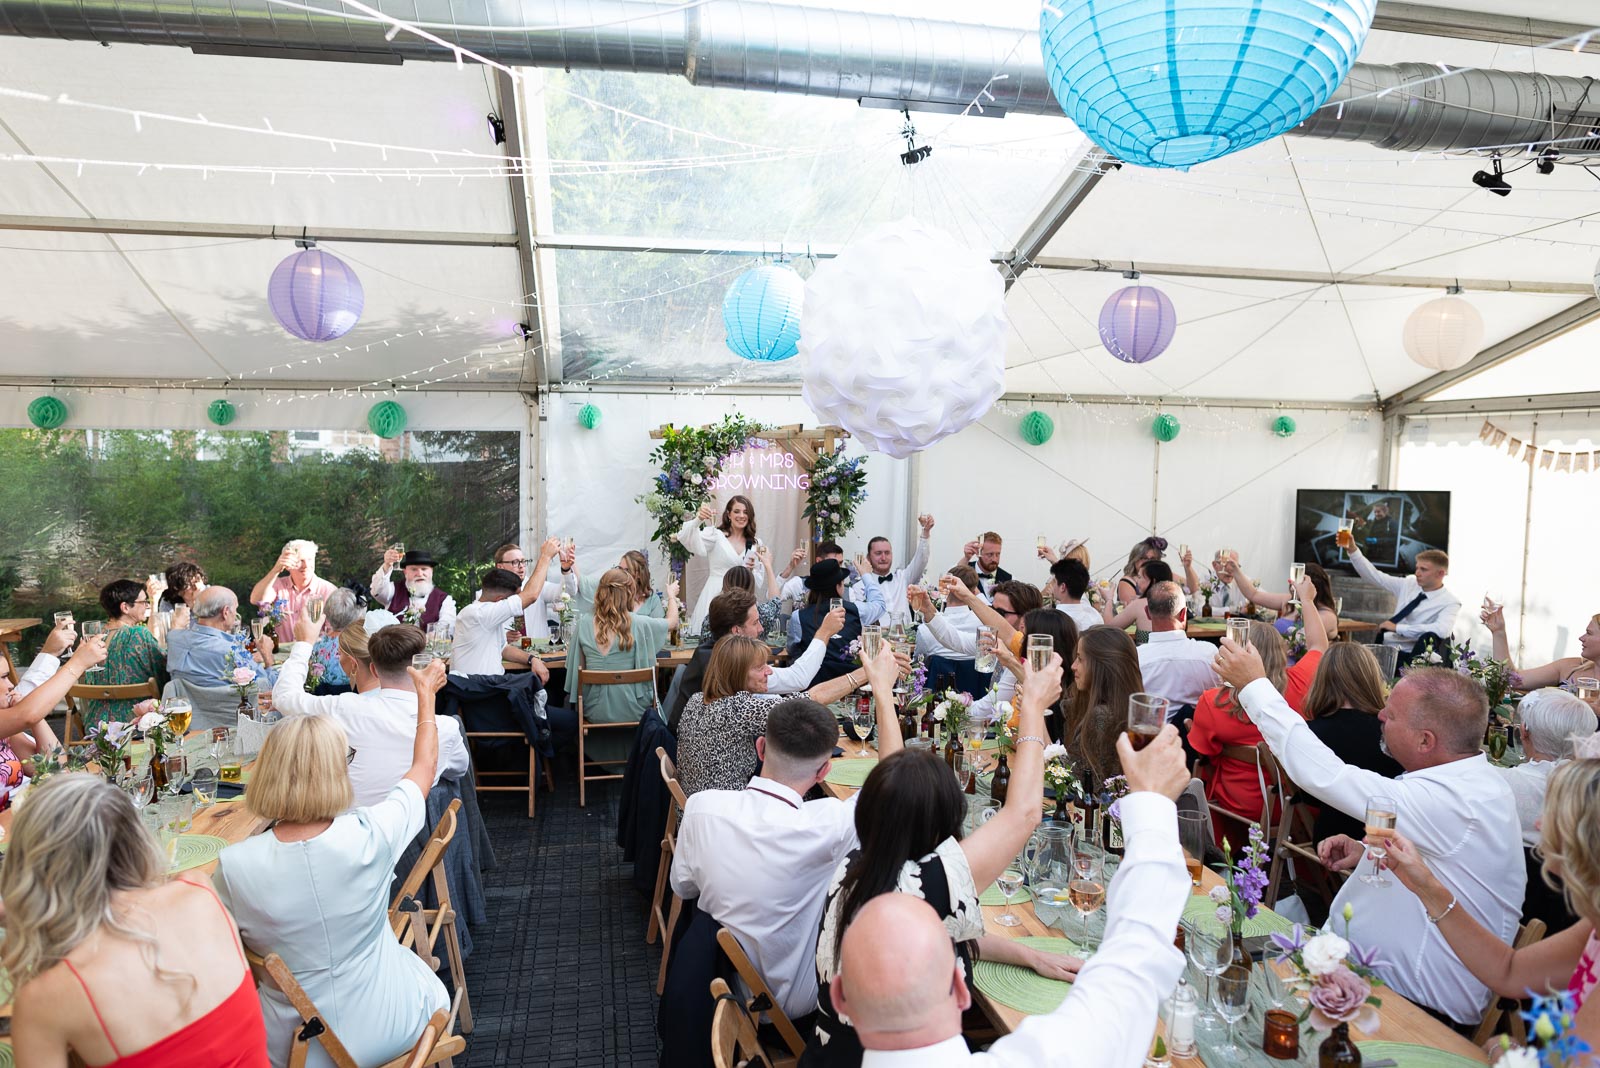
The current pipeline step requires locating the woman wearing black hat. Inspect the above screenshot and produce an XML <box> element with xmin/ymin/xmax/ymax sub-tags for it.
<box><xmin>788</xmin><ymin>559</ymin><xmax>861</xmax><ymax>683</ymax></box>
<box><xmin>371</xmin><ymin>547</ymin><xmax>457</xmax><ymax>629</ymax></box>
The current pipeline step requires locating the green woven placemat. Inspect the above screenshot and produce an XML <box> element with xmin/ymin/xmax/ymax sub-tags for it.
<box><xmin>979</xmin><ymin>883</ymin><xmax>1033</xmax><ymax>907</ymax></box>
<box><xmin>167</xmin><ymin>834</ymin><xmax>228</xmax><ymax>874</ymax></box>
<box><xmin>825</xmin><ymin>758</ymin><xmax>877</xmax><ymax>788</ymax></box>
<box><xmin>1183</xmin><ymin>893</ymin><xmax>1297</xmax><ymax>939</ymax></box>
<box><xmin>1353</xmin><ymin>1041</ymin><xmax>1485</xmax><ymax>1067</ymax></box>
<box><xmin>0</xmin><ymin>1037</ymin><xmax>14</xmax><ymax>1067</ymax></box>
<box><xmin>971</xmin><ymin>935</ymin><xmax>1082</xmax><ymax>1015</ymax></box>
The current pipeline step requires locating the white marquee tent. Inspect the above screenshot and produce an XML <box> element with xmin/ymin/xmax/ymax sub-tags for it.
<box><xmin>1</xmin><ymin>0</ymin><xmax>1597</xmax><ymax>663</ymax></box>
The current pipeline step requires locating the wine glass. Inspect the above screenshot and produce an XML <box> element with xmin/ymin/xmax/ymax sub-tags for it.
<box><xmin>1185</xmin><ymin>921</ymin><xmax>1230</xmax><ymax>1034</ymax></box>
<box><xmin>120</xmin><ymin>766</ymin><xmax>155</xmax><ymax>812</ymax></box>
<box><xmin>1362</xmin><ymin>795</ymin><xmax>1397</xmax><ymax>887</ymax></box>
<box><xmin>850</xmin><ymin>706</ymin><xmax>874</xmax><ymax>756</ymax></box>
<box><xmin>163</xmin><ymin>699</ymin><xmax>193</xmax><ymax>737</ymax></box>
<box><xmin>1068</xmin><ymin>851</ymin><xmax>1104</xmax><ymax>946</ymax></box>
<box><xmin>80</xmin><ymin>621</ymin><xmax>106</xmax><ymax>672</ymax></box>
<box><xmin>1213</xmin><ymin>963</ymin><xmax>1253</xmax><ymax>1056</ymax></box>
<box><xmin>995</xmin><ymin>867</ymin><xmax>1025</xmax><ymax>928</ymax></box>
<box><xmin>161</xmin><ymin>753</ymin><xmax>190</xmax><ymax>798</ymax></box>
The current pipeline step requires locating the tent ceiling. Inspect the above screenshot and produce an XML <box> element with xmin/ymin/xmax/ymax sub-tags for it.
<box><xmin>0</xmin><ymin>5</ymin><xmax>1597</xmax><ymax>404</ymax></box>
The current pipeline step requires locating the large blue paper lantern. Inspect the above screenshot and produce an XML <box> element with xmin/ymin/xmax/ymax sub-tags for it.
<box><xmin>1040</xmin><ymin>0</ymin><xmax>1378</xmax><ymax>169</ymax></box>
<box><xmin>1099</xmin><ymin>286</ymin><xmax>1177</xmax><ymax>364</ymax></box>
<box><xmin>722</xmin><ymin>263</ymin><xmax>804</xmax><ymax>362</ymax></box>
<box><xmin>268</xmin><ymin>246</ymin><xmax>364</xmax><ymax>342</ymax></box>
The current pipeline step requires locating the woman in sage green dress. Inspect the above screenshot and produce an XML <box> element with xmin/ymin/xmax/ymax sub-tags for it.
<box><xmin>565</xmin><ymin>568</ymin><xmax>680</xmax><ymax>768</ymax></box>
<box><xmin>79</xmin><ymin>577</ymin><xmax>166</xmax><ymax>728</ymax></box>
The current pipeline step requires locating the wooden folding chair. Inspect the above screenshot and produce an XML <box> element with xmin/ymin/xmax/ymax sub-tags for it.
<box><xmin>575</xmin><ymin>656</ymin><xmax>657</xmax><ymax>806</ymax></box>
<box><xmin>460</xmin><ymin>720</ymin><xmax>554</xmax><ymax>818</ymax></box>
<box><xmin>245</xmin><ymin>950</ymin><xmax>466</xmax><ymax>1068</ymax></box>
<box><xmin>716</xmin><ymin>928</ymin><xmax>806</xmax><ymax>1062</ymax></box>
<box><xmin>650</xmin><ymin>747</ymin><xmax>691</xmax><ymax>994</ymax></box>
<box><xmin>1471</xmin><ymin>918</ymin><xmax>1548</xmax><ymax>1046</ymax></box>
<box><xmin>710</xmin><ymin>978</ymin><xmax>783</xmax><ymax>1068</ymax></box>
<box><xmin>64</xmin><ymin>677</ymin><xmax>158</xmax><ymax>745</ymax></box>
<box><xmin>1260</xmin><ymin>750</ymin><xmax>1345</xmax><ymax>915</ymax></box>
<box><xmin>388</xmin><ymin>799</ymin><xmax>472</xmax><ymax>1036</ymax></box>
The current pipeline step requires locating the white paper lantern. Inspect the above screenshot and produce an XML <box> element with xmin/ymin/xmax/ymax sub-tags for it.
<box><xmin>1402</xmin><ymin>297</ymin><xmax>1484</xmax><ymax>371</ymax></box>
<box><xmin>799</xmin><ymin>220</ymin><xmax>1007</xmax><ymax>458</ymax></box>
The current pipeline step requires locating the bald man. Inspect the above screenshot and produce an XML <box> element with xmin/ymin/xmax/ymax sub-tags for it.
<box><xmin>831</xmin><ymin>728</ymin><xmax>1193</xmax><ymax>1067</ymax></box>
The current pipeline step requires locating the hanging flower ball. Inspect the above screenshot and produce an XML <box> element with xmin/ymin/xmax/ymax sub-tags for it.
<box><xmin>1019</xmin><ymin>410</ymin><xmax>1055</xmax><ymax>446</ymax></box>
<box><xmin>1272</xmin><ymin>415</ymin><xmax>1297</xmax><ymax>438</ymax></box>
<box><xmin>1040</xmin><ymin>0</ymin><xmax>1378</xmax><ymax>169</ymax></box>
<box><xmin>268</xmin><ymin>246</ymin><xmax>365</xmax><ymax>342</ymax></box>
<box><xmin>1153</xmin><ymin>413</ymin><xmax>1181</xmax><ymax>442</ymax></box>
<box><xmin>1403</xmin><ymin>297</ymin><xmax>1484</xmax><ymax>371</ymax></box>
<box><xmin>578</xmin><ymin>403</ymin><xmax>602</xmax><ymax>429</ymax></box>
<box><xmin>207</xmin><ymin>399</ymin><xmax>237</xmax><ymax>427</ymax></box>
<box><xmin>800</xmin><ymin>220</ymin><xmax>1007</xmax><ymax>458</ymax></box>
<box><xmin>26</xmin><ymin>395</ymin><xmax>68</xmax><ymax>429</ymax></box>
<box><xmin>722</xmin><ymin>263</ymin><xmax>804</xmax><ymax>362</ymax></box>
<box><xmin>367</xmin><ymin>400</ymin><xmax>407</xmax><ymax>439</ymax></box>
<box><xmin>1099</xmin><ymin>286</ymin><xmax>1177</xmax><ymax>364</ymax></box>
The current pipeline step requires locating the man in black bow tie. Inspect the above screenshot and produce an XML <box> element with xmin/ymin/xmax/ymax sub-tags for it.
<box><xmin>848</xmin><ymin>513</ymin><xmax>935</xmax><ymax>619</ymax></box>
<box><xmin>956</xmin><ymin>531</ymin><xmax>1012</xmax><ymax>599</ymax></box>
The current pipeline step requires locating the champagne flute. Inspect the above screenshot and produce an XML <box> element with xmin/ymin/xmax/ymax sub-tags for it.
<box><xmin>1067</xmin><ymin>852</ymin><xmax>1105</xmax><ymax>947</ymax></box>
<box><xmin>1036</xmin><ymin>534</ymin><xmax>1048</xmax><ymax>551</ymax></box>
<box><xmin>975</xmin><ymin>626</ymin><xmax>998</xmax><ymax>673</ymax></box>
<box><xmin>1288</xmin><ymin>562</ymin><xmax>1307</xmax><ymax>610</ymax></box>
<box><xmin>850</xmin><ymin>706</ymin><xmax>874</xmax><ymax>756</ymax></box>
<box><xmin>1027</xmin><ymin>633</ymin><xmax>1055</xmax><ymax>676</ymax></box>
<box><xmin>1362</xmin><ymin>794</ymin><xmax>1397</xmax><ymax>887</ymax></box>
<box><xmin>1212</xmin><ymin>963</ymin><xmax>1253</xmax><ymax>1057</ymax></box>
<box><xmin>861</xmin><ymin>625</ymin><xmax>884</xmax><ymax>662</ymax></box>
<box><xmin>80</xmin><ymin>620</ymin><xmax>106</xmax><ymax>672</ymax></box>
<box><xmin>53</xmin><ymin>610</ymin><xmax>76</xmax><ymax>647</ymax></box>
<box><xmin>995</xmin><ymin>867</ymin><xmax>1025</xmax><ymax>928</ymax></box>
<box><xmin>1126</xmin><ymin>692</ymin><xmax>1168</xmax><ymax>751</ymax></box>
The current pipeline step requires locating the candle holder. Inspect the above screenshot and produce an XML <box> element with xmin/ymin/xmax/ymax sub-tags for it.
<box><xmin>1262</xmin><ymin>1008</ymin><xmax>1300</xmax><ymax>1060</ymax></box>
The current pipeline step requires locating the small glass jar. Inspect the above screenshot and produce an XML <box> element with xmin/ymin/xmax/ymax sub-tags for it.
<box><xmin>1262</xmin><ymin>1007</ymin><xmax>1300</xmax><ymax>1060</ymax></box>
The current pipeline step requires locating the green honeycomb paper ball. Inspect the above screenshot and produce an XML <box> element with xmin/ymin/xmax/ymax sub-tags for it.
<box><xmin>367</xmin><ymin>400</ymin><xmax>407</xmax><ymax>439</ymax></box>
<box><xmin>1152</xmin><ymin>412</ymin><xmax>1181</xmax><ymax>442</ymax></box>
<box><xmin>578</xmin><ymin>403</ymin><xmax>602</xmax><ymax>429</ymax></box>
<box><xmin>26</xmin><ymin>395</ymin><xmax>68</xmax><ymax>429</ymax></box>
<box><xmin>1018</xmin><ymin>409</ymin><xmax>1054</xmax><ymax>446</ymax></box>
<box><xmin>1272</xmin><ymin>414</ymin><xmax>1297</xmax><ymax>438</ymax></box>
<box><xmin>207</xmin><ymin>399</ymin><xmax>237</xmax><ymax>427</ymax></box>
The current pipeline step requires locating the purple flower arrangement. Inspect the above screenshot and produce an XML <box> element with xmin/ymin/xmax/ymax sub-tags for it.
<box><xmin>1270</xmin><ymin>904</ymin><xmax>1385</xmax><ymax>1033</ymax></box>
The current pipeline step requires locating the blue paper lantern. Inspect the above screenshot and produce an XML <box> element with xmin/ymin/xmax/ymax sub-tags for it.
<box><xmin>268</xmin><ymin>246</ymin><xmax>364</xmax><ymax>342</ymax></box>
<box><xmin>1040</xmin><ymin>0</ymin><xmax>1377</xmax><ymax>169</ymax></box>
<box><xmin>722</xmin><ymin>263</ymin><xmax>804</xmax><ymax>362</ymax></box>
<box><xmin>1099</xmin><ymin>286</ymin><xmax>1177</xmax><ymax>364</ymax></box>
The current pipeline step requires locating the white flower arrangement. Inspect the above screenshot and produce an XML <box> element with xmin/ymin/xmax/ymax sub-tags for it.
<box><xmin>1301</xmin><ymin>933</ymin><xmax>1352</xmax><ymax>978</ymax></box>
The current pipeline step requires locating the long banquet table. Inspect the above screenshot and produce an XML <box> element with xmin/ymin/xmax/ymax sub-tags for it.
<box><xmin>821</xmin><ymin>733</ymin><xmax>1487</xmax><ymax>1065</ymax></box>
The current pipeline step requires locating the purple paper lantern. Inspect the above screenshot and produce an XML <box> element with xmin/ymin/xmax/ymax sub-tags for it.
<box><xmin>1098</xmin><ymin>285</ymin><xmax>1176</xmax><ymax>364</ymax></box>
<box><xmin>268</xmin><ymin>247</ymin><xmax>364</xmax><ymax>342</ymax></box>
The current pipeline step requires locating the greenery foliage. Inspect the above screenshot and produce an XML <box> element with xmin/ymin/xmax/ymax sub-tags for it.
<box><xmin>803</xmin><ymin>444</ymin><xmax>867</xmax><ymax>544</ymax></box>
<box><xmin>636</xmin><ymin>414</ymin><xmax>769</xmax><ymax>571</ymax></box>
<box><xmin>0</xmin><ymin>428</ymin><xmax>517</xmax><ymax>656</ymax></box>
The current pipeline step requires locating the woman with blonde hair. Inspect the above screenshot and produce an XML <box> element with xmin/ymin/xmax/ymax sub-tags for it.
<box><xmin>1483</xmin><ymin>606</ymin><xmax>1599</xmax><ymax>705</ymax></box>
<box><xmin>215</xmin><ymin>662</ymin><xmax>449</xmax><ymax>1067</ymax></box>
<box><xmin>565</xmin><ymin>567</ymin><xmax>680</xmax><ymax>767</ymax></box>
<box><xmin>3</xmin><ymin>773</ymin><xmax>269</xmax><ymax>1067</ymax></box>
<box><xmin>1374</xmin><ymin>738</ymin><xmax>1600</xmax><ymax>1051</ymax></box>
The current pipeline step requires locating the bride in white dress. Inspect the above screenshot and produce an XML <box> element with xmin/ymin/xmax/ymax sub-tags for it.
<box><xmin>676</xmin><ymin>495</ymin><xmax>765</xmax><ymax>629</ymax></box>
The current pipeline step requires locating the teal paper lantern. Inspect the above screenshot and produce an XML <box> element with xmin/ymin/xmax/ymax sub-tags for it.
<box><xmin>208</xmin><ymin>399</ymin><xmax>237</xmax><ymax>427</ymax></box>
<box><xmin>26</xmin><ymin>395</ymin><xmax>68</xmax><ymax>429</ymax></box>
<box><xmin>722</xmin><ymin>263</ymin><xmax>804</xmax><ymax>362</ymax></box>
<box><xmin>1039</xmin><ymin>0</ymin><xmax>1378</xmax><ymax>169</ymax></box>
<box><xmin>367</xmin><ymin>400</ymin><xmax>407</xmax><ymax>439</ymax></box>
<box><xmin>1152</xmin><ymin>413</ymin><xmax>1181</xmax><ymax>442</ymax></box>
<box><xmin>1019</xmin><ymin>410</ymin><xmax>1054</xmax><ymax>446</ymax></box>
<box><xmin>1272</xmin><ymin>414</ymin><xmax>1297</xmax><ymax>438</ymax></box>
<box><xmin>578</xmin><ymin>403</ymin><xmax>602</xmax><ymax>429</ymax></box>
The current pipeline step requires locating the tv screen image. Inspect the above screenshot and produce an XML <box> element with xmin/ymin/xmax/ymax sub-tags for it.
<box><xmin>1294</xmin><ymin>490</ymin><xmax>1451</xmax><ymax>576</ymax></box>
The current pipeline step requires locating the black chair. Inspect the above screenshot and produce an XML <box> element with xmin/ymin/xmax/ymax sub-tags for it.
<box><xmin>924</xmin><ymin>655</ymin><xmax>993</xmax><ymax>701</ymax></box>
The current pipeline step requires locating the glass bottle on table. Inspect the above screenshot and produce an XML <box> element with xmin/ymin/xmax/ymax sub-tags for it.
<box><xmin>1318</xmin><ymin>1023</ymin><xmax>1361</xmax><ymax>1067</ymax></box>
<box><xmin>990</xmin><ymin>752</ymin><xmax>1010</xmax><ymax>804</ymax></box>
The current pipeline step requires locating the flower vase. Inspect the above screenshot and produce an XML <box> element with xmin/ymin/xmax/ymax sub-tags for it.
<box><xmin>1228</xmin><ymin>928</ymin><xmax>1254</xmax><ymax>969</ymax></box>
<box><xmin>1203</xmin><ymin>596</ymin><xmax>1212</xmax><ymax>618</ymax></box>
<box><xmin>1053</xmin><ymin>791</ymin><xmax>1071</xmax><ymax>823</ymax></box>
<box><xmin>1317</xmin><ymin>1022</ymin><xmax>1361</xmax><ymax>1067</ymax></box>
<box><xmin>239</xmin><ymin>691</ymin><xmax>255</xmax><ymax>722</ymax></box>
<box><xmin>150</xmin><ymin>751</ymin><xmax>168</xmax><ymax>792</ymax></box>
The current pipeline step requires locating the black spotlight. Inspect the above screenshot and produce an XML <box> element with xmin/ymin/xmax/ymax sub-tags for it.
<box><xmin>486</xmin><ymin>113</ymin><xmax>507</xmax><ymax>146</ymax></box>
<box><xmin>1536</xmin><ymin>147</ymin><xmax>1559</xmax><ymax>175</ymax></box>
<box><xmin>514</xmin><ymin>322</ymin><xmax>533</xmax><ymax>340</ymax></box>
<box><xmin>1472</xmin><ymin>157</ymin><xmax>1511</xmax><ymax>197</ymax></box>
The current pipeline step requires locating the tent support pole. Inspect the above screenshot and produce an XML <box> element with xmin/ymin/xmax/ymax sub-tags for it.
<box><xmin>1516</xmin><ymin>416</ymin><xmax>1538</xmax><ymax>667</ymax></box>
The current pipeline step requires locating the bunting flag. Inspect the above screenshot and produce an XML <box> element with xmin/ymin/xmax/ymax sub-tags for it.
<box><xmin>1479</xmin><ymin>420</ymin><xmax>1597</xmax><ymax>470</ymax></box>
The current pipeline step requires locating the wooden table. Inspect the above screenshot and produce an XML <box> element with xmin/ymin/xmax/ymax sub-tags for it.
<box><xmin>0</xmin><ymin>618</ymin><xmax>41</xmax><ymax>684</ymax></box>
<box><xmin>820</xmin><ymin>736</ymin><xmax>1486</xmax><ymax>1064</ymax></box>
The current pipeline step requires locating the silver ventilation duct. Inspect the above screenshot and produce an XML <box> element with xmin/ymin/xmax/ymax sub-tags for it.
<box><xmin>0</xmin><ymin>0</ymin><xmax>1596</xmax><ymax>155</ymax></box>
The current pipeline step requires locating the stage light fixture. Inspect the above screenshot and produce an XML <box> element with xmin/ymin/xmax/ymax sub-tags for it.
<box><xmin>486</xmin><ymin>113</ymin><xmax>507</xmax><ymax>146</ymax></box>
<box><xmin>1472</xmin><ymin>157</ymin><xmax>1511</xmax><ymax>197</ymax></box>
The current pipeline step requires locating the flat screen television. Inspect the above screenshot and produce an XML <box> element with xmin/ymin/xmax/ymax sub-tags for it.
<box><xmin>1294</xmin><ymin>490</ymin><xmax>1451</xmax><ymax>576</ymax></box>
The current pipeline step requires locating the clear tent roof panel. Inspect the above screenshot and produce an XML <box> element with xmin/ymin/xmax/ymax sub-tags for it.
<box><xmin>1428</xmin><ymin>320</ymin><xmax>1600</xmax><ymax>400</ymax></box>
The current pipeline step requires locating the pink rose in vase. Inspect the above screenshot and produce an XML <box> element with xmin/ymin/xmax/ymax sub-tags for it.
<box><xmin>1308</xmin><ymin>966</ymin><xmax>1379</xmax><ymax>1033</ymax></box>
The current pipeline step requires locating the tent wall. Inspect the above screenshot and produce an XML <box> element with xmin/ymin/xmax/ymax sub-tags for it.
<box><xmin>545</xmin><ymin>390</ymin><xmax>912</xmax><ymax>589</ymax></box>
<box><xmin>1397</xmin><ymin>411</ymin><xmax>1600</xmax><ymax>668</ymax></box>
<box><xmin>916</xmin><ymin>402</ymin><xmax>1382</xmax><ymax>591</ymax></box>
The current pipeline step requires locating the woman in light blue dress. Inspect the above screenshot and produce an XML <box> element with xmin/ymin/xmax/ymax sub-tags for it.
<box><xmin>214</xmin><ymin>663</ymin><xmax>451</xmax><ymax>1067</ymax></box>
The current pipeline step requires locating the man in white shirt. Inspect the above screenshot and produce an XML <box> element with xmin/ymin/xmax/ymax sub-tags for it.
<box><xmin>830</xmin><ymin>726</ymin><xmax>1191</xmax><ymax>1067</ymax></box>
<box><xmin>452</xmin><ymin>538</ymin><xmax>563</xmax><ymax>678</ymax></box>
<box><xmin>850</xmin><ymin>514</ymin><xmax>934</xmax><ymax>620</ymax></box>
<box><xmin>672</xmin><ymin>652</ymin><xmax>905</xmax><ymax>1020</ymax></box>
<box><xmin>1048</xmin><ymin>558</ymin><xmax>1105</xmax><ymax>636</ymax></box>
<box><xmin>1137</xmin><ymin>581</ymin><xmax>1219</xmax><ymax>712</ymax></box>
<box><xmin>273</xmin><ymin>619</ymin><xmax>470</xmax><ymax>808</ymax></box>
<box><xmin>479</xmin><ymin>540</ymin><xmax>578</xmax><ymax>639</ymax></box>
<box><xmin>1348</xmin><ymin>546</ymin><xmax>1461</xmax><ymax>653</ymax></box>
<box><xmin>1214</xmin><ymin>641</ymin><xmax>1524</xmax><ymax>1026</ymax></box>
<box><xmin>371</xmin><ymin>548</ymin><xmax>458</xmax><ymax>629</ymax></box>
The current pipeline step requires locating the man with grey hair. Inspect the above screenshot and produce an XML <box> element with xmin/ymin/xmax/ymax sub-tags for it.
<box><xmin>167</xmin><ymin>586</ymin><xmax>276</xmax><ymax>692</ymax></box>
<box><xmin>249</xmin><ymin>538</ymin><xmax>337</xmax><ymax>620</ymax></box>
<box><xmin>1499</xmin><ymin>688</ymin><xmax>1597</xmax><ymax>849</ymax></box>
<box><xmin>1214</xmin><ymin>645</ymin><xmax>1524</xmax><ymax>1027</ymax></box>
<box><xmin>1135</xmin><ymin>580</ymin><xmax>1218</xmax><ymax>714</ymax></box>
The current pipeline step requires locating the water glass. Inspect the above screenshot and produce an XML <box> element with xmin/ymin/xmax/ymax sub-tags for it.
<box><xmin>412</xmin><ymin>652</ymin><xmax>435</xmax><ymax>669</ymax></box>
<box><xmin>1026</xmin><ymin>633</ymin><xmax>1055</xmax><ymax>676</ymax></box>
<box><xmin>1176</xmin><ymin>811</ymin><xmax>1206</xmax><ymax>886</ymax></box>
<box><xmin>1225</xmin><ymin>617</ymin><xmax>1252</xmax><ymax>649</ymax></box>
<box><xmin>191</xmin><ymin>764</ymin><xmax>218</xmax><ymax>808</ymax></box>
<box><xmin>975</xmin><ymin>626</ymin><xmax>998</xmax><ymax>673</ymax></box>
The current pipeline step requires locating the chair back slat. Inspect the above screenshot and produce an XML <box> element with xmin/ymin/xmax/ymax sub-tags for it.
<box><xmin>716</xmin><ymin>928</ymin><xmax>806</xmax><ymax>1058</ymax></box>
<box><xmin>710</xmin><ymin>977</ymin><xmax>776</xmax><ymax>1068</ymax></box>
<box><xmin>389</xmin><ymin>799</ymin><xmax>461</xmax><ymax>926</ymax></box>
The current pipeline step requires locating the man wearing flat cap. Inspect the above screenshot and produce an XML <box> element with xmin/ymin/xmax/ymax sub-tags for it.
<box><xmin>372</xmin><ymin>547</ymin><xmax>457</xmax><ymax>628</ymax></box>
